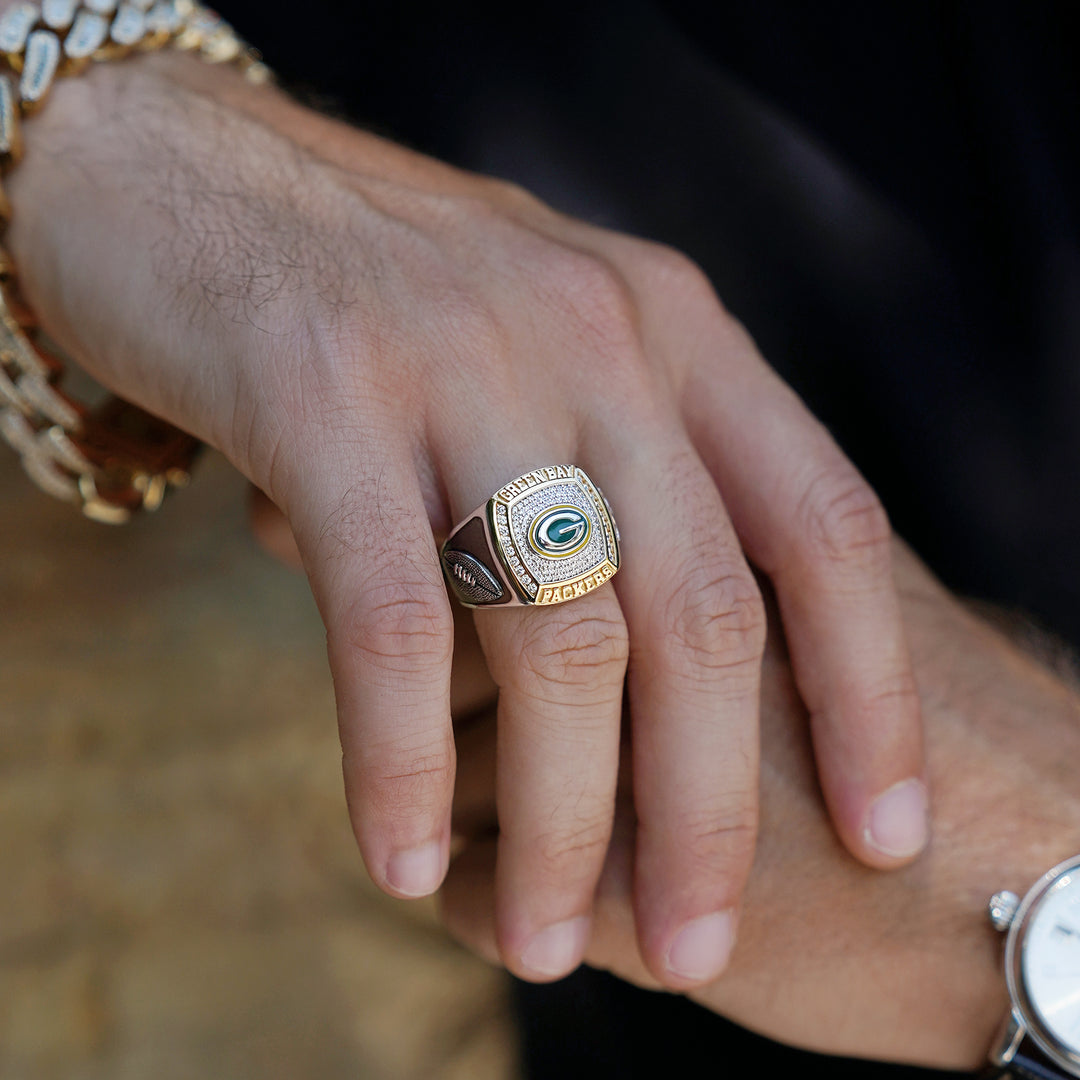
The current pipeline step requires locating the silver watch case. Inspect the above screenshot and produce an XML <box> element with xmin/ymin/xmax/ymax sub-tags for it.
<box><xmin>989</xmin><ymin>854</ymin><xmax>1080</xmax><ymax>1076</ymax></box>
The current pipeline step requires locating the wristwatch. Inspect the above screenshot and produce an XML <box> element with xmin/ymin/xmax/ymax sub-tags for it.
<box><xmin>987</xmin><ymin>854</ymin><xmax>1080</xmax><ymax>1078</ymax></box>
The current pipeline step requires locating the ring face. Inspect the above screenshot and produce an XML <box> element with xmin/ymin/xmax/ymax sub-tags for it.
<box><xmin>441</xmin><ymin>464</ymin><xmax>621</xmax><ymax>608</ymax></box>
<box><xmin>489</xmin><ymin>465</ymin><xmax>619</xmax><ymax>605</ymax></box>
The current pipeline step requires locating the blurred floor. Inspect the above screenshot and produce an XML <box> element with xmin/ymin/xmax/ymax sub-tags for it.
<box><xmin>0</xmin><ymin>451</ymin><xmax>518</xmax><ymax>1079</ymax></box>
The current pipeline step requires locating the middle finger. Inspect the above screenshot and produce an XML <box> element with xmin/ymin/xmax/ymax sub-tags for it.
<box><xmin>587</xmin><ymin>422</ymin><xmax>766</xmax><ymax>990</ymax></box>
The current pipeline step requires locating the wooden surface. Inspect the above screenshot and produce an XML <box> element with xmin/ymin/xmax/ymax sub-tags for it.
<box><xmin>0</xmin><ymin>451</ymin><xmax>518</xmax><ymax>1079</ymax></box>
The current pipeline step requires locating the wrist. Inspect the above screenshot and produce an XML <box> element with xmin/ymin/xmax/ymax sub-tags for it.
<box><xmin>0</xmin><ymin>34</ymin><xmax>291</xmax><ymax>452</ymax></box>
<box><xmin>0</xmin><ymin>6</ymin><xmax>279</xmax><ymax>516</ymax></box>
<box><xmin>3</xmin><ymin>37</ymin><xmax>267</xmax><ymax>279</ymax></box>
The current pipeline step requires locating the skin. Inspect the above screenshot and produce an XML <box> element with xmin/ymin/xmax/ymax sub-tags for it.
<box><xmin>440</xmin><ymin>543</ymin><xmax>1080</xmax><ymax>1069</ymax></box>
<box><xmin>5</xmin><ymin>35</ymin><xmax>924</xmax><ymax>986</ymax></box>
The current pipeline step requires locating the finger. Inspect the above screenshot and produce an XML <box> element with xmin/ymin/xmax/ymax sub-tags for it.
<box><xmin>447</xmin><ymin>450</ymin><xmax>629</xmax><ymax>983</ymax></box>
<box><xmin>684</xmin><ymin>333</ymin><xmax>927</xmax><ymax>868</ymax></box>
<box><xmin>438</xmin><ymin>838</ymin><xmax>502</xmax><ymax>967</ymax></box>
<box><xmin>474</xmin><ymin>583</ymin><xmax>628</xmax><ymax>982</ymax></box>
<box><xmin>290</xmin><ymin>443</ymin><xmax>455</xmax><ymax>900</ymax></box>
<box><xmin>591</xmin><ymin>425</ymin><xmax>765</xmax><ymax>990</ymax></box>
<box><xmin>441</xmin><ymin>766</ymin><xmax>659</xmax><ymax>991</ymax></box>
<box><xmin>586</xmin><ymin>798</ymin><xmax>659</xmax><ymax>989</ymax></box>
<box><xmin>440</xmin><ymin>801</ymin><xmax>648</xmax><ymax>983</ymax></box>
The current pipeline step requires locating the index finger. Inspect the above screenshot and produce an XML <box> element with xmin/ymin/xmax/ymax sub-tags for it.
<box><xmin>290</xmin><ymin>443</ymin><xmax>456</xmax><ymax>899</ymax></box>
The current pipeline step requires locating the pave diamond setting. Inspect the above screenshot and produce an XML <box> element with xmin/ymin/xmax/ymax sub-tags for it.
<box><xmin>490</xmin><ymin>465</ymin><xmax>619</xmax><ymax>604</ymax></box>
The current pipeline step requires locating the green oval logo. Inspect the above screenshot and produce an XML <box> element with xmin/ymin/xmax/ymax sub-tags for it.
<box><xmin>529</xmin><ymin>506</ymin><xmax>591</xmax><ymax>558</ymax></box>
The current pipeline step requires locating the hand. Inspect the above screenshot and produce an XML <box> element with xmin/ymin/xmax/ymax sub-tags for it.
<box><xmin>442</xmin><ymin>543</ymin><xmax>1080</xmax><ymax>1069</ymax></box>
<box><xmin>7</xmin><ymin>42</ymin><xmax>922</xmax><ymax>987</ymax></box>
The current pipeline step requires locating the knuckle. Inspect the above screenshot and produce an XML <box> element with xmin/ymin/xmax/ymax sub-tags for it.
<box><xmin>484</xmin><ymin>175</ymin><xmax>546</xmax><ymax>215</ymax></box>
<box><xmin>536</xmin><ymin>248</ymin><xmax>641</xmax><ymax>356</ymax></box>
<box><xmin>640</xmin><ymin>243</ymin><xmax>723</xmax><ymax>310</ymax></box>
<box><xmin>431</xmin><ymin>286</ymin><xmax>510</xmax><ymax>370</ymax></box>
<box><xmin>531</xmin><ymin>816</ymin><xmax>613</xmax><ymax>877</ymax></box>
<box><xmin>516</xmin><ymin>609</ymin><xmax>629</xmax><ymax>695</ymax></box>
<box><xmin>658</xmin><ymin>558</ymin><xmax>767</xmax><ymax>682</ymax></box>
<box><xmin>845</xmin><ymin>669</ymin><xmax>922</xmax><ymax>734</ymax></box>
<box><xmin>631</xmin><ymin>242</ymin><xmax>750</xmax><ymax>367</ymax></box>
<box><xmin>799</xmin><ymin>467</ymin><xmax>893</xmax><ymax>569</ymax></box>
<box><xmin>671</xmin><ymin>796</ymin><xmax>758</xmax><ymax>876</ymax></box>
<box><xmin>362</xmin><ymin>738</ymin><xmax>457</xmax><ymax>820</ymax></box>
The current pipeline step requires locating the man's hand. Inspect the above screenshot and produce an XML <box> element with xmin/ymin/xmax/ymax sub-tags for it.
<box><xmin>6</xmin><ymin>42</ymin><xmax>923</xmax><ymax>986</ymax></box>
<box><xmin>442</xmin><ymin>544</ymin><xmax>1080</xmax><ymax>1069</ymax></box>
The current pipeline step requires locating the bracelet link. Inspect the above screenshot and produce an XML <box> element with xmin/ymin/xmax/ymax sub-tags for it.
<box><xmin>20</xmin><ymin>28</ymin><xmax>61</xmax><ymax>110</ymax></box>
<box><xmin>42</xmin><ymin>0</ymin><xmax>78</xmax><ymax>32</ymax></box>
<box><xmin>0</xmin><ymin>4</ymin><xmax>40</xmax><ymax>59</ymax></box>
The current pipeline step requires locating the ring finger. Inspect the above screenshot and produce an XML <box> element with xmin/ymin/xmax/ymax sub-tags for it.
<box><xmin>446</xmin><ymin>451</ymin><xmax>629</xmax><ymax>983</ymax></box>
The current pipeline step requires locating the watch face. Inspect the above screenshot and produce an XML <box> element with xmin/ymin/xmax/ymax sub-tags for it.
<box><xmin>1009</xmin><ymin>856</ymin><xmax>1080</xmax><ymax>1071</ymax></box>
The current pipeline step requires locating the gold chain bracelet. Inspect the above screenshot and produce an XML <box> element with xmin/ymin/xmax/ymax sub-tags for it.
<box><xmin>0</xmin><ymin>0</ymin><xmax>270</xmax><ymax>523</ymax></box>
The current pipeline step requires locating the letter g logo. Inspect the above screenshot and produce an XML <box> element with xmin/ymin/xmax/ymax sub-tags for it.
<box><xmin>528</xmin><ymin>506</ymin><xmax>591</xmax><ymax>558</ymax></box>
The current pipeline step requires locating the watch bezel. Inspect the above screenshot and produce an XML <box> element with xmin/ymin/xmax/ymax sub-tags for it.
<box><xmin>1005</xmin><ymin>853</ymin><xmax>1080</xmax><ymax>1075</ymax></box>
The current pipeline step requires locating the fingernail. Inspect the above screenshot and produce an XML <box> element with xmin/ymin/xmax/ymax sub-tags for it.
<box><xmin>865</xmin><ymin>778</ymin><xmax>929</xmax><ymax>858</ymax></box>
<box><xmin>385</xmin><ymin>841</ymin><xmax>445</xmax><ymax>897</ymax></box>
<box><xmin>521</xmin><ymin>916</ymin><xmax>590</xmax><ymax>977</ymax></box>
<box><xmin>666</xmin><ymin>910</ymin><xmax>736</xmax><ymax>982</ymax></box>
